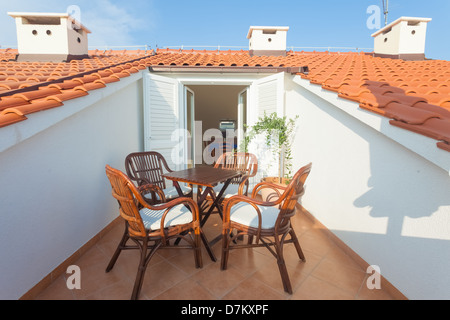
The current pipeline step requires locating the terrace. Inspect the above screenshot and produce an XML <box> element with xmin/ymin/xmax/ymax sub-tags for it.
<box><xmin>33</xmin><ymin>208</ymin><xmax>396</xmax><ymax>300</ymax></box>
<box><xmin>1</xmin><ymin>14</ymin><xmax>449</xmax><ymax>301</ymax></box>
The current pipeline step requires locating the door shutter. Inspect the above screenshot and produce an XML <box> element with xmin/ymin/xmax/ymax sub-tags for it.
<box><xmin>144</xmin><ymin>73</ymin><xmax>183</xmax><ymax>170</ymax></box>
<box><xmin>248</xmin><ymin>72</ymin><xmax>286</xmax><ymax>179</ymax></box>
<box><xmin>251</xmin><ymin>72</ymin><xmax>285</xmax><ymax>121</ymax></box>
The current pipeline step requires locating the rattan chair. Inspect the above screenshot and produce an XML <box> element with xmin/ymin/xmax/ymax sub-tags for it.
<box><xmin>213</xmin><ymin>152</ymin><xmax>258</xmax><ymax>197</ymax></box>
<box><xmin>221</xmin><ymin>163</ymin><xmax>312</xmax><ymax>294</ymax></box>
<box><xmin>105</xmin><ymin>165</ymin><xmax>202</xmax><ymax>300</ymax></box>
<box><xmin>125</xmin><ymin>151</ymin><xmax>192</xmax><ymax>204</ymax></box>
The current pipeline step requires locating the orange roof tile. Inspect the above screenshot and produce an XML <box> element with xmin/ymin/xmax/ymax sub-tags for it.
<box><xmin>0</xmin><ymin>48</ymin><xmax>448</xmax><ymax>152</ymax></box>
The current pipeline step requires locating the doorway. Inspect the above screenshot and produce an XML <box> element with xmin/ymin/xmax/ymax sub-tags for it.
<box><xmin>144</xmin><ymin>71</ymin><xmax>285</xmax><ymax>172</ymax></box>
<box><xmin>186</xmin><ymin>85</ymin><xmax>247</xmax><ymax>166</ymax></box>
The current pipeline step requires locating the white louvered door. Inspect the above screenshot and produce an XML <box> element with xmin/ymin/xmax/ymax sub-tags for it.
<box><xmin>144</xmin><ymin>73</ymin><xmax>186</xmax><ymax>171</ymax></box>
<box><xmin>250</xmin><ymin>72</ymin><xmax>285</xmax><ymax>121</ymax></box>
<box><xmin>248</xmin><ymin>72</ymin><xmax>286</xmax><ymax>179</ymax></box>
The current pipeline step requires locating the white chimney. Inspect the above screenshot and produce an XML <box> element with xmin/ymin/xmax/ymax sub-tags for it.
<box><xmin>371</xmin><ymin>17</ymin><xmax>432</xmax><ymax>60</ymax></box>
<box><xmin>247</xmin><ymin>26</ymin><xmax>289</xmax><ymax>56</ymax></box>
<box><xmin>8</xmin><ymin>12</ymin><xmax>91</xmax><ymax>62</ymax></box>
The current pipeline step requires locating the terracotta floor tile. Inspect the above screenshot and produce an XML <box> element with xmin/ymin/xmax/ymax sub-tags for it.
<box><xmin>34</xmin><ymin>275</ymin><xmax>75</xmax><ymax>300</ymax></box>
<box><xmin>189</xmin><ymin>262</ymin><xmax>246</xmax><ymax>298</ymax></box>
<box><xmin>139</xmin><ymin>260</ymin><xmax>188</xmax><ymax>299</ymax></box>
<box><xmin>70</xmin><ymin>254</ymin><xmax>125</xmax><ymax>300</ymax></box>
<box><xmin>74</xmin><ymin>245</ymin><xmax>110</xmax><ymax>273</ymax></box>
<box><xmin>166</xmin><ymin>247</ymin><xmax>206</xmax><ymax>276</ymax></box>
<box><xmin>298</xmin><ymin>228</ymin><xmax>337</xmax><ymax>258</ymax></box>
<box><xmin>356</xmin><ymin>276</ymin><xmax>395</xmax><ymax>300</ymax></box>
<box><xmin>292</xmin><ymin>275</ymin><xmax>355</xmax><ymax>300</ymax></box>
<box><xmin>154</xmin><ymin>279</ymin><xmax>216</xmax><ymax>300</ymax></box>
<box><xmin>84</xmin><ymin>280</ymin><xmax>136</xmax><ymax>300</ymax></box>
<box><xmin>111</xmin><ymin>248</ymin><xmax>164</xmax><ymax>283</ymax></box>
<box><xmin>248</xmin><ymin>260</ymin><xmax>309</xmax><ymax>295</ymax></box>
<box><xmin>221</xmin><ymin>278</ymin><xmax>286</xmax><ymax>300</ymax></box>
<box><xmin>310</xmin><ymin>259</ymin><xmax>366</xmax><ymax>297</ymax></box>
<box><xmin>226</xmin><ymin>248</ymin><xmax>274</xmax><ymax>277</ymax></box>
<box><xmin>323</xmin><ymin>245</ymin><xmax>365</xmax><ymax>272</ymax></box>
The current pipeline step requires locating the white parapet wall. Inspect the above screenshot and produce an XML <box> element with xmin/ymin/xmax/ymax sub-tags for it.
<box><xmin>0</xmin><ymin>71</ymin><xmax>145</xmax><ymax>300</ymax></box>
<box><xmin>285</xmin><ymin>75</ymin><xmax>450</xmax><ymax>300</ymax></box>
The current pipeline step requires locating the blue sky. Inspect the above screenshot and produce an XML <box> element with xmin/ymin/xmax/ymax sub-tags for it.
<box><xmin>1</xmin><ymin>0</ymin><xmax>449</xmax><ymax>60</ymax></box>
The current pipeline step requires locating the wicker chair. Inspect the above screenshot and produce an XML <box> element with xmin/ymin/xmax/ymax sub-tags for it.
<box><xmin>213</xmin><ymin>152</ymin><xmax>258</xmax><ymax>198</ymax></box>
<box><xmin>221</xmin><ymin>163</ymin><xmax>312</xmax><ymax>294</ymax></box>
<box><xmin>105</xmin><ymin>165</ymin><xmax>202</xmax><ymax>300</ymax></box>
<box><xmin>125</xmin><ymin>151</ymin><xmax>192</xmax><ymax>204</ymax></box>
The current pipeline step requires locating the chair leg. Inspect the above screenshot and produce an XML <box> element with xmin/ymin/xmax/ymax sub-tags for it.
<box><xmin>130</xmin><ymin>238</ymin><xmax>162</xmax><ymax>300</ymax></box>
<box><xmin>220</xmin><ymin>229</ymin><xmax>230</xmax><ymax>270</ymax></box>
<box><xmin>131</xmin><ymin>239</ymin><xmax>148</xmax><ymax>300</ymax></box>
<box><xmin>289</xmin><ymin>228</ymin><xmax>306</xmax><ymax>262</ymax></box>
<box><xmin>193</xmin><ymin>229</ymin><xmax>203</xmax><ymax>269</ymax></box>
<box><xmin>106</xmin><ymin>223</ymin><xmax>129</xmax><ymax>272</ymax></box>
<box><xmin>274</xmin><ymin>237</ymin><xmax>293</xmax><ymax>294</ymax></box>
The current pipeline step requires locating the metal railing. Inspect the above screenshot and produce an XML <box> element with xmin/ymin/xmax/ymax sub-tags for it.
<box><xmin>88</xmin><ymin>45</ymin><xmax>151</xmax><ymax>51</ymax></box>
<box><xmin>160</xmin><ymin>45</ymin><xmax>373</xmax><ymax>52</ymax></box>
<box><xmin>1</xmin><ymin>44</ymin><xmax>374</xmax><ymax>52</ymax></box>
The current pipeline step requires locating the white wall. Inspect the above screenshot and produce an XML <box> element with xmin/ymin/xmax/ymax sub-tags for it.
<box><xmin>285</xmin><ymin>76</ymin><xmax>450</xmax><ymax>300</ymax></box>
<box><xmin>0</xmin><ymin>77</ymin><xmax>144</xmax><ymax>299</ymax></box>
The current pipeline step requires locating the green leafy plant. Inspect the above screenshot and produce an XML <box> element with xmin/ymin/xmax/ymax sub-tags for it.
<box><xmin>241</xmin><ymin>112</ymin><xmax>299</xmax><ymax>184</ymax></box>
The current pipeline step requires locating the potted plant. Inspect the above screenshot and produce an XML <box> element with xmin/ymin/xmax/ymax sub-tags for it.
<box><xmin>241</xmin><ymin>112</ymin><xmax>299</xmax><ymax>198</ymax></box>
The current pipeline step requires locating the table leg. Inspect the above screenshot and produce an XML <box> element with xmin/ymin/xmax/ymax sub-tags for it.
<box><xmin>196</xmin><ymin>178</ymin><xmax>236</xmax><ymax>248</ymax></box>
<box><xmin>173</xmin><ymin>181</ymin><xmax>217</xmax><ymax>262</ymax></box>
<box><xmin>200</xmin><ymin>178</ymin><xmax>233</xmax><ymax>227</ymax></box>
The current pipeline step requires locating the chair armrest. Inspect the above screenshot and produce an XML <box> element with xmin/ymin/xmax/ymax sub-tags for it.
<box><xmin>237</xmin><ymin>174</ymin><xmax>251</xmax><ymax>195</ymax></box>
<box><xmin>223</xmin><ymin>194</ymin><xmax>282</xmax><ymax>221</ymax></box>
<box><xmin>225</xmin><ymin>194</ymin><xmax>282</xmax><ymax>210</ymax></box>
<box><xmin>138</xmin><ymin>184</ymin><xmax>166</xmax><ymax>203</ymax></box>
<box><xmin>131</xmin><ymin>176</ymin><xmax>152</xmax><ymax>187</ymax></box>
<box><xmin>251</xmin><ymin>181</ymin><xmax>287</xmax><ymax>199</ymax></box>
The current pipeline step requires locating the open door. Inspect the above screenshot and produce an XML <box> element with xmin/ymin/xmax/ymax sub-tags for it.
<box><xmin>144</xmin><ymin>73</ymin><xmax>187</xmax><ymax>170</ymax></box>
<box><xmin>185</xmin><ymin>87</ymin><xmax>195</xmax><ymax>168</ymax></box>
<box><xmin>237</xmin><ymin>88</ymin><xmax>248</xmax><ymax>150</ymax></box>
<box><xmin>248</xmin><ymin>72</ymin><xmax>286</xmax><ymax>179</ymax></box>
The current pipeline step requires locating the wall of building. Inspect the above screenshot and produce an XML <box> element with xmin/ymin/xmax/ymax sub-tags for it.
<box><xmin>285</xmin><ymin>75</ymin><xmax>450</xmax><ymax>300</ymax></box>
<box><xmin>0</xmin><ymin>77</ymin><xmax>144</xmax><ymax>299</ymax></box>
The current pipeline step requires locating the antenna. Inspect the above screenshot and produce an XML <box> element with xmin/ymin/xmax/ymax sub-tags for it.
<box><xmin>382</xmin><ymin>0</ymin><xmax>389</xmax><ymax>26</ymax></box>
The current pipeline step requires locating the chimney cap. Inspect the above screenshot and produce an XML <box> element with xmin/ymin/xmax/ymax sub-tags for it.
<box><xmin>371</xmin><ymin>16</ymin><xmax>431</xmax><ymax>38</ymax></box>
<box><xmin>8</xmin><ymin>12</ymin><xmax>91</xmax><ymax>33</ymax></box>
<box><xmin>247</xmin><ymin>26</ymin><xmax>289</xmax><ymax>39</ymax></box>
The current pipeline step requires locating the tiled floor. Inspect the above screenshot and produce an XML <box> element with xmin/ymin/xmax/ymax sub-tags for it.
<box><xmin>35</xmin><ymin>209</ymin><xmax>395</xmax><ymax>300</ymax></box>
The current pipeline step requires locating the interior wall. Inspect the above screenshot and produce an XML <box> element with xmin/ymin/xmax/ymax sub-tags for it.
<box><xmin>188</xmin><ymin>85</ymin><xmax>247</xmax><ymax>134</ymax></box>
